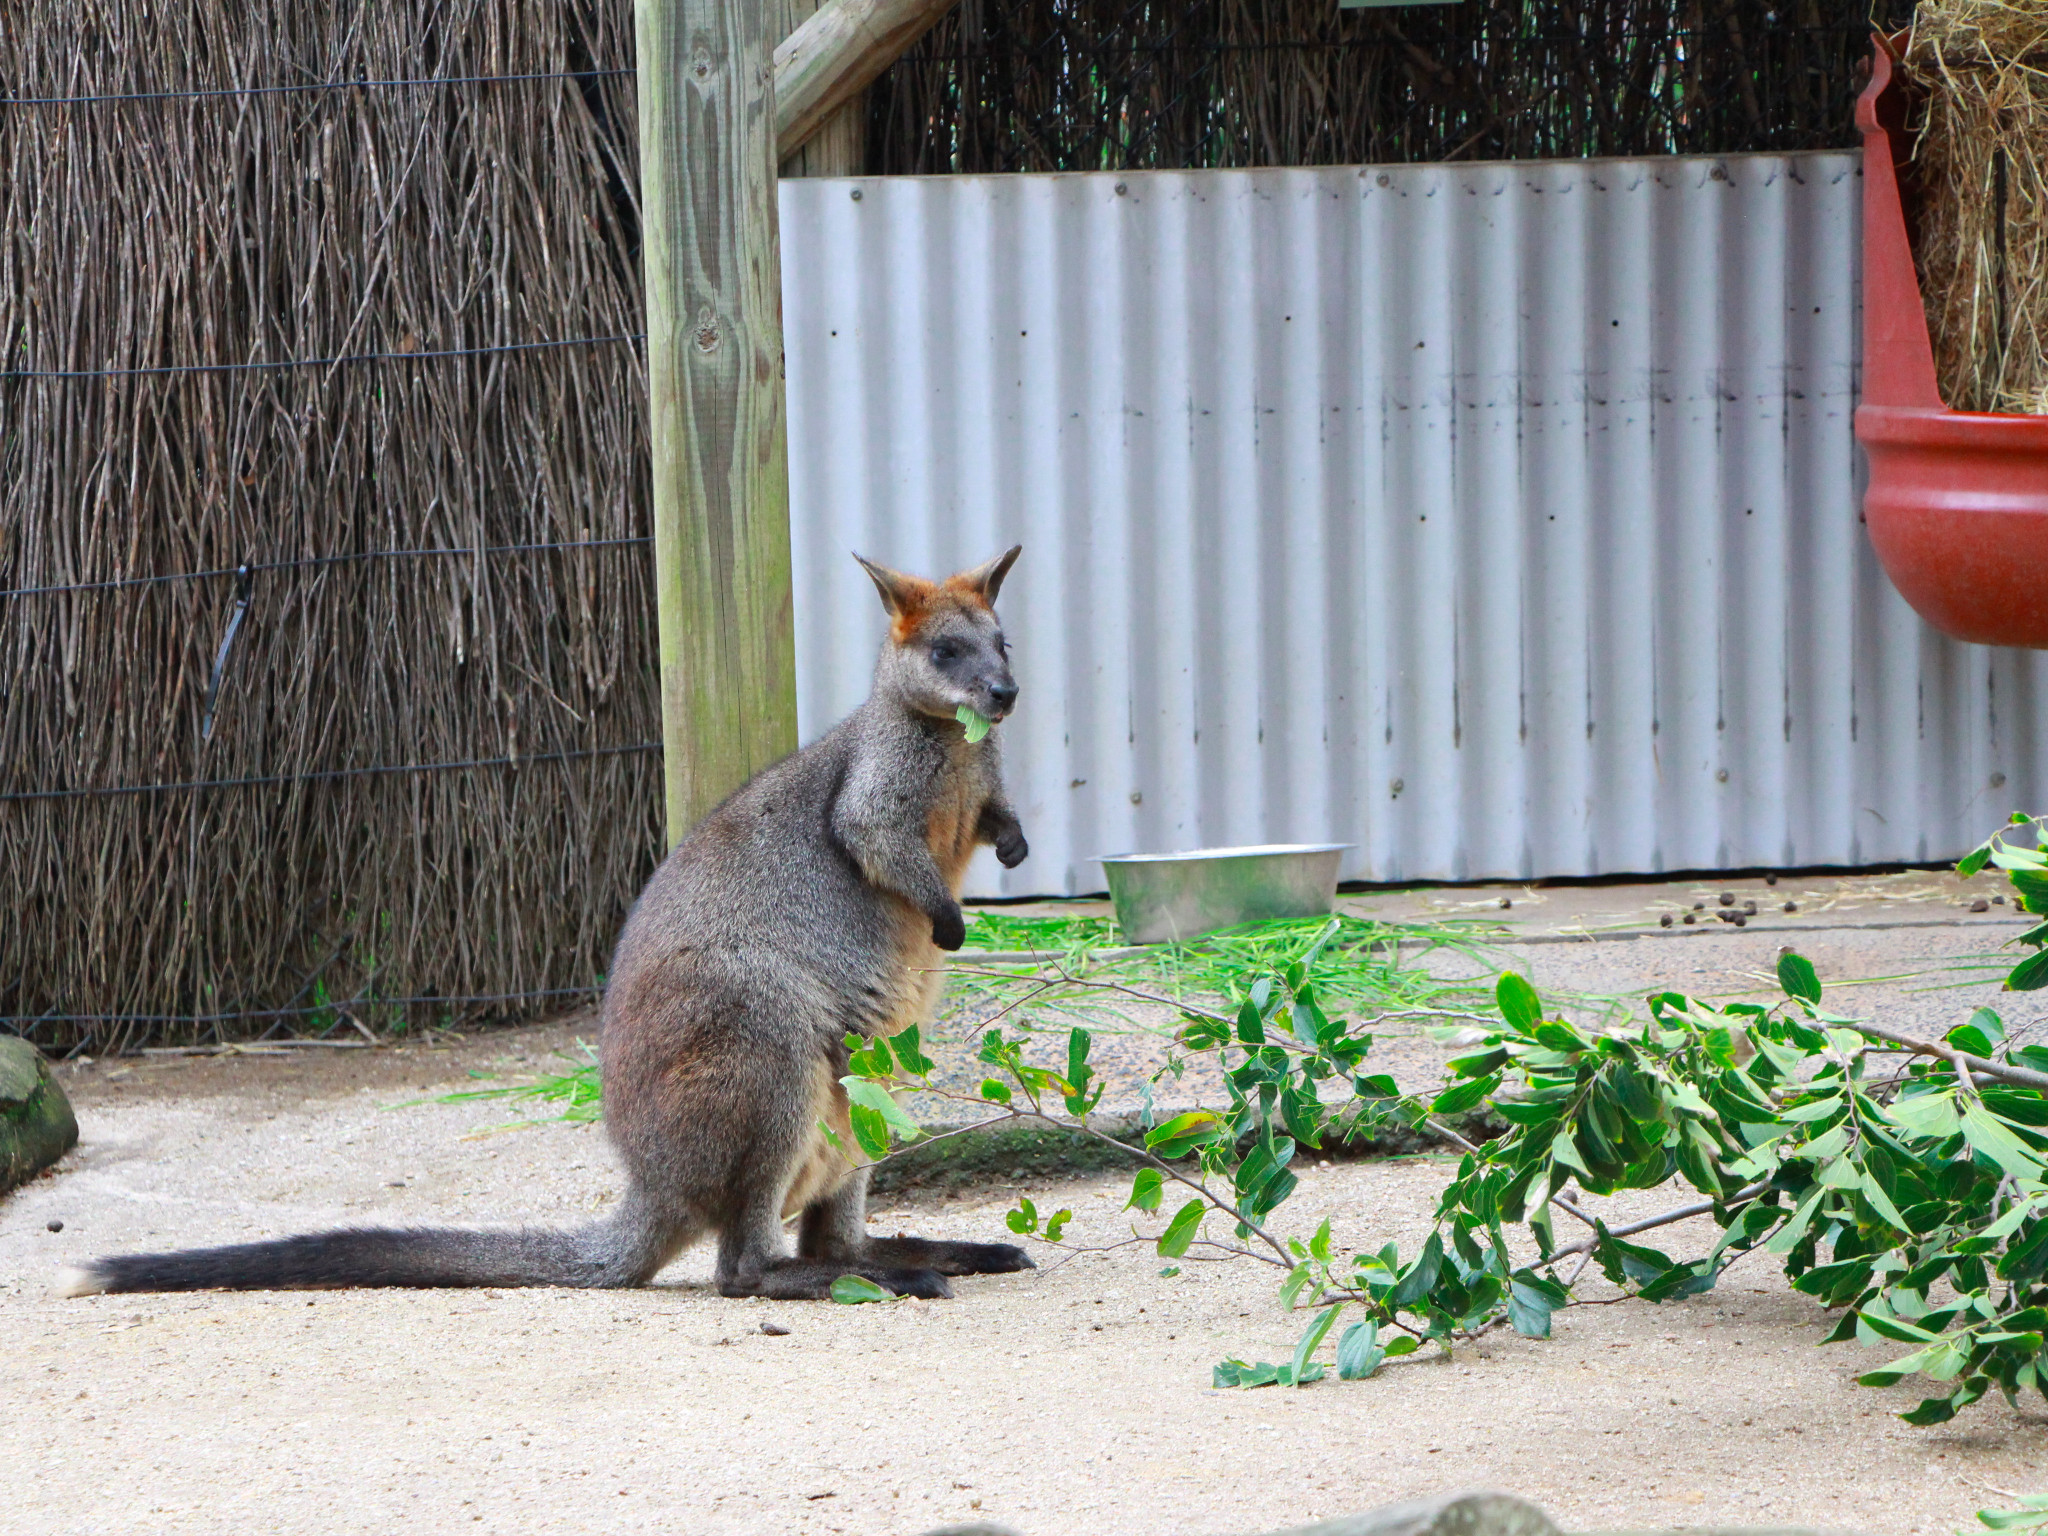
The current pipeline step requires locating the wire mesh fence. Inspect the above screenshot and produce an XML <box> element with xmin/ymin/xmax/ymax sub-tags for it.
<box><xmin>867</xmin><ymin>0</ymin><xmax>1912</xmax><ymax>174</ymax></box>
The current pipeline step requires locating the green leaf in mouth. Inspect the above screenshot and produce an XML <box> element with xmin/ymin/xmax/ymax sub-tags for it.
<box><xmin>956</xmin><ymin>704</ymin><xmax>993</xmax><ymax>742</ymax></box>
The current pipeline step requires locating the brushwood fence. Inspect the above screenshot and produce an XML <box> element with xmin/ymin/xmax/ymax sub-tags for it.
<box><xmin>0</xmin><ymin>1</ymin><xmax>659</xmax><ymax>1054</ymax></box>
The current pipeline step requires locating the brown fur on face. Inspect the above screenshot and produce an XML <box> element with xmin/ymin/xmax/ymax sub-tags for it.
<box><xmin>857</xmin><ymin>547</ymin><xmax>1020</xmax><ymax>643</ymax></box>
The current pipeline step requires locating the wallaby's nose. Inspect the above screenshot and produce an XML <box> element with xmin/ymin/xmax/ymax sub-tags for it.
<box><xmin>989</xmin><ymin>679</ymin><xmax>1019</xmax><ymax>712</ymax></box>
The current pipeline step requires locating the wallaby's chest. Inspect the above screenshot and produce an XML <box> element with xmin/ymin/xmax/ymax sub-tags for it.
<box><xmin>924</xmin><ymin>758</ymin><xmax>989</xmax><ymax>891</ymax></box>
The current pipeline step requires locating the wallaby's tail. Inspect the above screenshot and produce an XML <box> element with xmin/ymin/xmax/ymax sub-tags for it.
<box><xmin>58</xmin><ymin>1192</ymin><xmax>683</xmax><ymax>1297</ymax></box>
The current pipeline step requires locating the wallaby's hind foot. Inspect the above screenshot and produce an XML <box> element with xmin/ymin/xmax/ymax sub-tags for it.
<box><xmin>864</xmin><ymin>1235</ymin><xmax>1035</xmax><ymax>1276</ymax></box>
<box><xmin>719</xmin><ymin>1259</ymin><xmax>953</xmax><ymax>1301</ymax></box>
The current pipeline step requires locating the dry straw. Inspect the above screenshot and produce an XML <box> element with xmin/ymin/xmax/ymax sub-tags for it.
<box><xmin>0</xmin><ymin>0</ymin><xmax>660</xmax><ymax>1052</ymax></box>
<box><xmin>1905</xmin><ymin>0</ymin><xmax>2048</xmax><ymax>413</ymax></box>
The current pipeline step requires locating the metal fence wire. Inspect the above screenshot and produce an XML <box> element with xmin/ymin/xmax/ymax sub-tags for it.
<box><xmin>867</xmin><ymin>0</ymin><xmax>1913</xmax><ymax>174</ymax></box>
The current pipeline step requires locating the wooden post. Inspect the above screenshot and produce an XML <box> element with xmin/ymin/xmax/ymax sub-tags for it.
<box><xmin>776</xmin><ymin>0</ymin><xmax>866</xmax><ymax>176</ymax></box>
<box><xmin>636</xmin><ymin>0</ymin><xmax>798</xmax><ymax>844</ymax></box>
<box><xmin>773</xmin><ymin>0</ymin><xmax>957</xmax><ymax>164</ymax></box>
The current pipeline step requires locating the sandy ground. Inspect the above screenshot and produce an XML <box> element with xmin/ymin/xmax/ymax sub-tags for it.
<box><xmin>4</xmin><ymin>872</ymin><xmax>2043</xmax><ymax>1536</ymax></box>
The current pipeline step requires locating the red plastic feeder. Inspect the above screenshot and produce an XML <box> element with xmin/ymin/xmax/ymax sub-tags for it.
<box><xmin>1857</xmin><ymin>39</ymin><xmax>2048</xmax><ymax>649</ymax></box>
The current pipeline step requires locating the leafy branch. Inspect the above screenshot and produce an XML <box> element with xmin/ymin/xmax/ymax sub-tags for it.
<box><xmin>841</xmin><ymin>817</ymin><xmax>2048</xmax><ymax>1433</ymax></box>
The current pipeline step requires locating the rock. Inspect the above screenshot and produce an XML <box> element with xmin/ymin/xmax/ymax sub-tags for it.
<box><xmin>1257</xmin><ymin>1491</ymin><xmax>1560</xmax><ymax>1536</ymax></box>
<box><xmin>0</xmin><ymin>1037</ymin><xmax>79</xmax><ymax>1195</ymax></box>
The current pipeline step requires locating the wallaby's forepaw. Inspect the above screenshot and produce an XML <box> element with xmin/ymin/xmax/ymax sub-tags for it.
<box><xmin>995</xmin><ymin>826</ymin><xmax>1029</xmax><ymax>868</ymax></box>
<box><xmin>931</xmin><ymin>901</ymin><xmax>966</xmax><ymax>951</ymax></box>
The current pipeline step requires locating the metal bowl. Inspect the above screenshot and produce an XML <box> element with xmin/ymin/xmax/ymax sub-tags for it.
<box><xmin>1098</xmin><ymin>843</ymin><xmax>1351</xmax><ymax>945</ymax></box>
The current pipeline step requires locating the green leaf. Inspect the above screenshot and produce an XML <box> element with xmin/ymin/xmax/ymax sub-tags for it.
<box><xmin>847</xmin><ymin>1103</ymin><xmax>893</xmax><ymax>1161</ymax></box>
<box><xmin>1637</xmin><ymin>1261</ymin><xmax>1719</xmax><ymax>1302</ymax></box>
<box><xmin>1593</xmin><ymin>1226</ymin><xmax>1679</xmax><ymax>1287</ymax></box>
<box><xmin>2012</xmin><ymin>868</ymin><xmax>2048</xmax><ymax>916</ymax></box>
<box><xmin>1292</xmin><ymin>1304</ymin><xmax>1342</xmax><ymax>1385</ymax></box>
<box><xmin>888</xmin><ymin>1023</ymin><xmax>936</xmax><ymax>1077</ymax></box>
<box><xmin>1157</xmin><ymin>1199</ymin><xmax>1206</xmax><ymax>1258</ymax></box>
<box><xmin>1496</xmin><ymin>971</ymin><xmax>1544</xmax><ymax>1032</ymax></box>
<box><xmin>1146</xmin><ymin>1110</ymin><xmax>1224</xmax><ymax>1160</ymax></box>
<box><xmin>830</xmin><ymin>1275</ymin><xmax>892</xmax><ymax>1304</ymax></box>
<box><xmin>1382</xmin><ymin>1336</ymin><xmax>1420</xmax><ymax>1358</ymax></box>
<box><xmin>1006</xmin><ymin>1197</ymin><xmax>1038</xmax><ymax>1235</ymax></box>
<box><xmin>1127</xmin><ymin>1168</ymin><xmax>1165</xmax><ymax>1212</ymax></box>
<box><xmin>978</xmin><ymin>1078</ymin><xmax>1013</xmax><ymax>1105</ymax></box>
<box><xmin>1533</xmin><ymin>1021</ymin><xmax>1589</xmax><ymax>1053</ymax></box>
<box><xmin>1431</xmin><ymin>1073</ymin><xmax>1501</xmax><ymax>1116</ymax></box>
<box><xmin>1044</xmin><ymin>1208</ymin><xmax>1071</xmax><ymax>1241</ymax></box>
<box><xmin>842</xmin><ymin>1079</ymin><xmax>923</xmax><ymax>1142</ymax></box>
<box><xmin>1885</xmin><ymin>1090</ymin><xmax>1962</xmax><ymax>1141</ymax></box>
<box><xmin>1897</xmin><ymin>1395</ymin><xmax>1959</xmax><ymax>1427</ymax></box>
<box><xmin>1336</xmin><ymin>1321</ymin><xmax>1386</xmax><ymax>1380</ymax></box>
<box><xmin>1507</xmin><ymin>1277</ymin><xmax>1559</xmax><ymax>1337</ymax></box>
<box><xmin>1958</xmin><ymin>843</ymin><xmax>1993</xmax><ymax>879</ymax></box>
<box><xmin>2008</xmin><ymin>949</ymin><xmax>2048</xmax><ymax>992</ymax></box>
<box><xmin>846</xmin><ymin>1031</ymin><xmax>894</xmax><ymax>1080</ymax></box>
<box><xmin>1310</xmin><ymin>1217</ymin><xmax>1333</xmax><ymax>1264</ymax></box>
<box><xmin>1961</xmin><ymin>1102</ymin><xmax>2046</xmax><ymax>1178</ymax></box>
<box><xmin>955</xmin><ymin>704</ymin><xmax>992</xmax><ymax>742</ymax></box>
<box><xmin>1448</xmin><ymin>1047</ymin><xmax>1511</xmax><ymax>1079</ymax></box>
<box><xmin>1390</xmin><ymin>1232</ymin><xmax>1445</xmax><ymax>1308</ymax></box>
<box><xmin>1236</xmin><ymin>997</ymin><xmax>1266</xmax><ymax>1046</ymax></box>
<box><xmin>1776</xmin><ymin>951</ymin><xmax>1822</xmax><ymax>1004</ymax></box>
<box><xmin>1159</xmin><ymin>1266</ymin><xmax>1181</xmax><ymax>1278</ymax></box>
<box><xmin>1061</xmin><ymin>1028</ymin><xmax>1097</xmax><ymax>1114</ymax></box>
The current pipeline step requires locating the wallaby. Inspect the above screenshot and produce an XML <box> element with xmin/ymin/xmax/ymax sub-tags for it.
<box><xmin>62</xmin><ymin>548</ymin><xmax>1035</xmax><ymax>1301</ymax></box>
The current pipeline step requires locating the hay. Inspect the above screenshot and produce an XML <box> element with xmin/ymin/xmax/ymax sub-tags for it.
<box><xmin>0</xmin><ymin>0</ymin><xmax>661</xmax><ymax>1052</ymax></box>
<box><xmin>1905</xmin><ymin>0</ymin><xmax>2048</xmax><ymax>413</ymax></box>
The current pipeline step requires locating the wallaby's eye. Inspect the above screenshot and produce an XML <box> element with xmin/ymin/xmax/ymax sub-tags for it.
<box><xmin>930</xmin><ymin>641</ymin><xmax>958</xmax><ymax>666</ymax></box>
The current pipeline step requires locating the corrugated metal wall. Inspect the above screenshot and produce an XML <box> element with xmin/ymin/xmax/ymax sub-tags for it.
<box><xmin>781</xmin><ymin>153</ymin><xmax>2048</xmax><ymax>897</ymax></box>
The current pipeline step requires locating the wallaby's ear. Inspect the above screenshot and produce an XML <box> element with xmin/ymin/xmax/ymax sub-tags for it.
<box><xmin>854</xmin><ymin>553</ymin><xmax>923</xmax><ymax>614</ymax></box>
<box><xmin>948</xmin><ymin>544</ymin><xmax>1022</xmax><ymax>607</ymax></box>
<box><xmin>853</xmin><ymin>553</ymin><xmax>938</xmax><ymax>640</ymax></box>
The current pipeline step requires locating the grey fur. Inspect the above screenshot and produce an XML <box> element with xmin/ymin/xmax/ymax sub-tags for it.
<box><xmin>65</xmin><ymin>550</ymin><xmax>1035</xmax><ymax>1300</ymax></box>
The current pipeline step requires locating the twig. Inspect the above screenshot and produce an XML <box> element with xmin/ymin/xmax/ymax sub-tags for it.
<box><xmin>1847</xmin><ymin>1022</ymin><xmax>2048</xmax><ymax>1093</ymax></box>
<box><xmin>899</xmin><ymin>1081</ymin><xmax>1296</xmax><ymax>1269</ymax></box>
<box><xmin>1545</xmin><ymin>1183</ymin><xmax>1768</xmax><ymax>1262</ymax></box>
<box><xmin>1423</xmin><ymin>1117</ymin><xmax>1483</xmax><ymax>1155</ymax></box>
